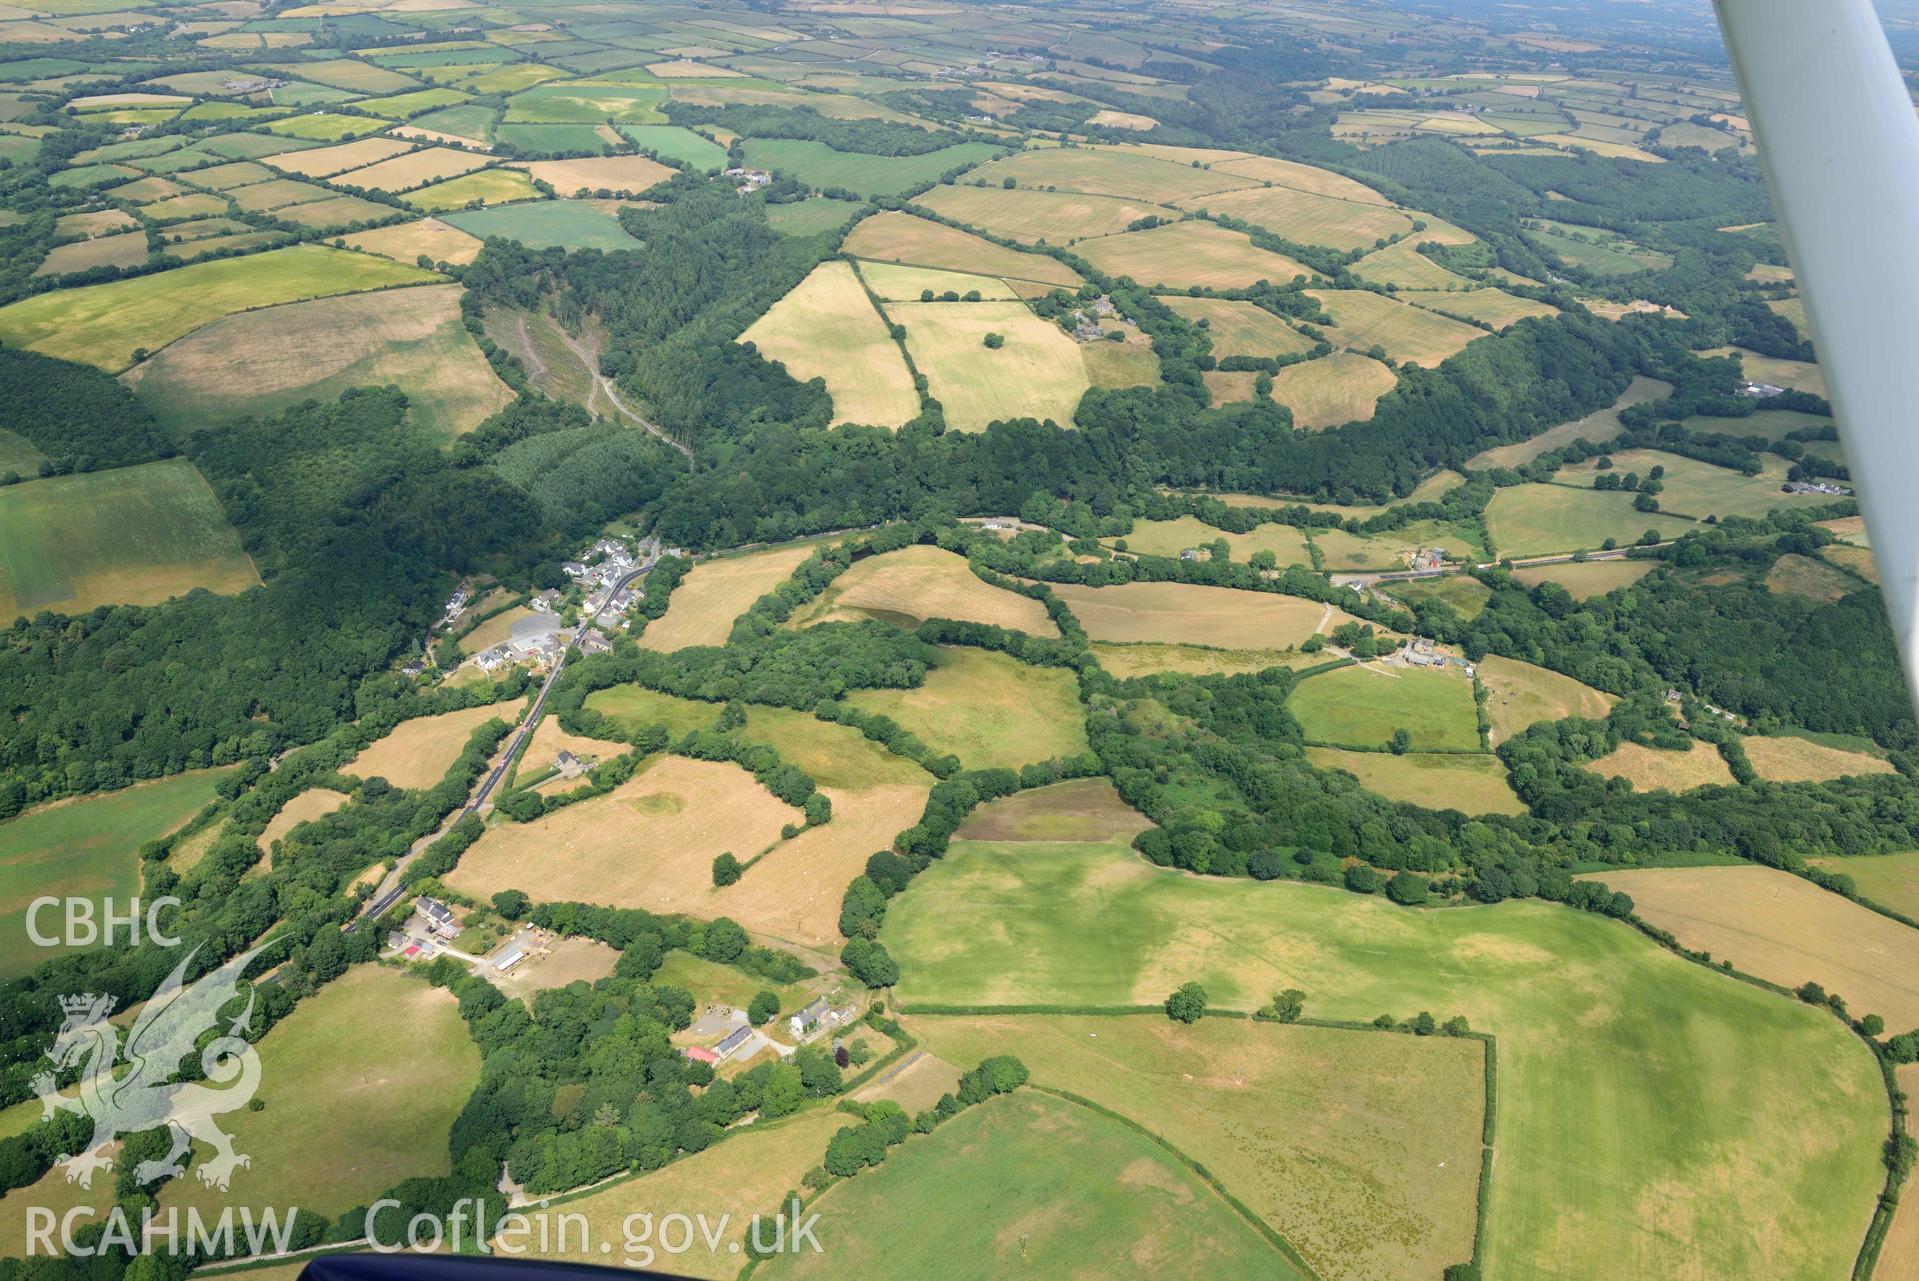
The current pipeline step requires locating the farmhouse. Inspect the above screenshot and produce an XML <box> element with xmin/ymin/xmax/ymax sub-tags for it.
<box><xmin>714</xmin><ymin>1026</ymin><xmax>754</xmax><ymax>1060</ymax></box>
<box><xmin>529</xmin><ymin>590</ymin><xmax>561</xmax><ymax>612</ymax></box>
<box><xmin>555</xmin><ymin>750</ymin><xmax>586</xmax><ymax>780</ymax></box>
<box><xmin>415</xmin><ymin>896</ymin><xmax>460</xmax><ymax>939</ymax></box>
<box><xmin>790</xmin><ymin>997</ymin><xmax>831</xmax><ymax>1038</ymax></box>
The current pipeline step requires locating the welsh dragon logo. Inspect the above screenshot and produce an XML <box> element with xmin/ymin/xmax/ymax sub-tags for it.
<box><xmin>32</xmin><ymin>945</ymin><xmax>266</xmax><ymax>1191</ymax></box>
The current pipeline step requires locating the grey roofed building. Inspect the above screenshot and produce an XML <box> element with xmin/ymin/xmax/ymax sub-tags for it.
<box><xmin>715</xmin><ymin>1026</ymin><xmax>754</xmax><ymax>1058</ymax></box>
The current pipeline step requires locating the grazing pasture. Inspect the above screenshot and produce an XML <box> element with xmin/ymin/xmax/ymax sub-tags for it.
<box><xmin>1740</xmin><ymin>734</ymin><xmax>1895</xmax><ymax>783</ymax></box>
<box><xmin>1268</xmin><ymin>352</ymin><xmax>1398</xmax><ymax>427</ymax></box>
<box><xmin>845</xmin><ymin>647</ymin><xmax>1087</xmax><ymax>771</ymax></box>
<box><xmin>739</xmin><ymin>705</ymin><xmax>932</xmax><ymax>791</ymax></box>
<box><xmin>1555</xmin><ymin>450</ymin><xmax>1795</xmax><ymax>522</ymax></box>
<box><xmin>35</xmin><ymin>229</ymin><xmax>146</xmax><ymax>275</ymax></box>
<box><xmin>639</xmin><ymin>542</ymin><xmax>823</xmax><ymax>651</ymax></box>
<box><xmin>445</xmin><ymin>756</ymin><xmax>802</xmax><ymax>915</ymax></box>
<box><xmin>741</xmin><ymin>138</ymin><xmax>999</xmax><ymax>197</ymax></box>
<box><xmin>1308</xmin><ymin>746</ymin><xmax>1524</xmax><ymax>814</ymax></box>
<box><xmin>516</xmin><ymin>1111</ymin><xmax>844</xmax><ymax>1279</ymax></box>
<box><xmin>0</xmin><ymin>769</ymin><xmax>229</xmax><ymax>978</ymax></box>
<box><xmin>1305</xmin><ymin>289</ymin><xmax>1485</xmax><ymax>367</ymax></box>
<box><xmin>955</xmin><ymin>777</ymin><xmax>1152</xmax><ymax>844</ymax></box>
<box><xmin>271</xmin><ymin>195</ymin><xmax>399</xmax><ymax>230</ymax></box>
<box><xmin>1764</xmin><ymin>552</ymin><xmax>1859</xmax><ymax>604</ymax></box>
<box><xmin>1399</xmin><ymin>287</ymin><xmax>1556</xmax><ymax>328</ymax></box>
<box><xmin>617</xmin><ymin>123</ymin><xmax>728</xmax><ymax>168</ymax></box>
<box><xmin>1161</xmin><ymin>296</ymin><xmax>1314</xmax><ymax>357</ymax></box>
<box><xmin>1595</xmin><ymin>865</ymin><xmax>1919</xmax><ymax>1028</ymax></box>
<box><xmin>855</xmin><ymin>261</ymin><xmax>1017</xmax><ymax>301</ymax></box>
<box><xmin>1477</xmin><ymin>655</ymin><xmax>1616</xmax><ymax>743</ymax></box>
<box><xmin>442</xmin><ymin>197</ymin><xmax>640</xmax><ymax>249</ymax></box>
<box><xmin>126</xmin><ymin>285</ymin><xmax>512</xmax><ymax>441</ymax></box>
<box><xmin>790</xmin><ymin>545</ymin><xmax>1057</xmax><ymax>635</ymax></box>
<box><xmin>345</xmin><ymin>702</ymin><xmax>516</xmax><ymax>790</ymax></box>
<box><xmin>1349</xmin><ymin>238</ymin><xmax>1473</xmax><ymax>288</ymax></box>
<box><xmin>1809</xmin><ymin>851</ymin><xmax>1919</xmax><ymax>921</ymax></box>
<box><xmin>918</xmin><ymin>1013</ymin><xmax>1483</xmax><ymax>1281</ymax></box>
<box><xmin>884</xmin><ymin>840</ymin><xmax>1886</xmax><ymax>1281</ymax></box>
<box><xmin>583</xmin><ymin>685</ymin><xmax>720</xmax><ymax>738</ymax></box>
<box><xmin>406</xmin><ymin>167</ymin><xmax>544</xmax><ymax>212</ymax></box>
<box><xmin>1484</xmin><ymin>485</ymin><xmax>1693</xmax><ymax>558</ymax></box>
<box><xmin>915</xmin><ymin>183</ymin><xmax>1166</xmax><ymax>244</ymax></box>
<box><xmin>1051</xmin><ymin>581</ymin><xmax>1341</xmax><ymax>648</ymax></box>
<box><xmin>264</xmin><ymin>137</ymin><xmax>416</xmax><ymax>178</ymax></box>
<box><xmin>888</xmin><ymin>300</ymin><xmax>1088</xmax><ymax>430</ymax></box>
<box><xmin>1585</xmin><ymin>739</ymin><xmax>1734</xmax><ymax>792</ymax></box>
<box><xmin>1380</xmin><ymin>574</ymin><xmax>1490</xmax><ymax>620</ymax></box>
<box><xmin>762</xmin><ymin>1091</ymin><xmax>1295</xmax><ymax>1280</ymax></box>
<box><xmin>262</xmin><ymin>112</ymin><xmax>387</xmax><ymax>141</ymax></box>
<box><xmin>1182</xmin><ymin>183</ymin><xmax>1414</xmax><ymax>251</ymax></box>
<box><xmin>1117</xmin><ymin>516</ymin><xmax>1312</xmax><ymax>566</ymax></box>
<box><xmin>843</xmin><ymin>210</ymin><xmax>1081</xmax><ymax>286</ymax></box>
<box><xmin>740</xmin><ymin>260</ymin><xmax>918</xmax><ymax>428</ymax></box>
<box><xmin>229</xmin><ymin>177</ymin><xmax>336</xmax><ymax>211</ymax></box>
<box><xmin>1092</xmin><ymin>641</ymin><xmax>1320</xmax><ymax>678</ymax></box>
<box><xmin>503</xmin><ymin>81</ymin><xmax>667</xmax><ymax>123</ymax></box>
<box><xmin>1311</xmin><ymin>518</ymin><xmax>1486</xmax><ymax>570</ymax></box>
<box><xmin>1210</xmin><ymin>152</ymin><xmax>1396</xmax><ymax>203</ymax></box>
<box><xmin>0</xmin><ymin>244</ymin><xmax>439</xmax><ymax>371</ymax></box>
<box><xmin>763</xmin><ymin>196</ymin><xmax>861</xmax><ymax>236</ymax></box>
<box><xmin>1077</xmin><ymin>220</ymin><xmax>1313</xmax><ymax>289</ymax></box>
<box><xmin>1289</xmin><ymin>662</ymin><xmax>1481</xmax><ymax>751</ymax></box>
<box><xmin>0</xmin><ymin>460</ymin><xmax>258</xmax><ymax>619</ymax></box>
<box><xmin>157</xmin><ymin>966</ymin><xmax>478</xmax><ymax>1221</ymax></box>
<box><xmin>1510</xmin><ymin>558</ymin><xmax>1655</xmax><ymax>599</ymax></box>
<box><xmin>1467</xmin><ymin>374</ymin><xmax>1671</xmax><ymax>468</ymax></box>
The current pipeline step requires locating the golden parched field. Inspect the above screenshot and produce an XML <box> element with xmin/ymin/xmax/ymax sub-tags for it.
<box><xmin>1398</xmin><ymin>286</ymin><xmax>1558</xmax><ymax>329</ymax></box>
<box><xmin>1256</xmin><ymin>353</ymin><xmax>1394</xmax><ymax>429</ymax></box>
<box><xmin>1209</xmin><ymin>152</ymin><xmax>1396</xmax><ymax>204</ymax></box>
<box><xmin>917</xmin><ymin>1013</ymin><xmax>1486</xmax><ymax>1281</ymax></box>
<box><xmin>850</xmin><ymin>261</ymin><xmax>1017</xmax><ymax>301</ymax></box>
<box><xmin>264</xmin><ymin>136</ymin><xmax>416</xmax><ymax>178</ymax></box>
<box><xmin>327</xmin><ymin>145</ymin><xmax>489</xmax><ymax>193</ymax></box>
<box><xmin>345</xmin><ymin>701</ymin><xmax>517</xmax><ymax>790</ymax></box>
<box><xmin>447</xmin><ymin>754</ymin><xmax>801</xmax><ymax>911</ymax></box>
<box><xmin>959</xmin><ymin>145</ymin><xmax>1254</xmax><ymax>203</ymax></box>
<box><xmin>1178</xmin><ymin>183</ymin><xmax>1415</xmax><ymax>252</ymax></box>
<box><xmin>791</xmin><ymin>544</ymin><xmax>1057</xmax><ymax>635</ymax></box>
<box><xmin>1078</xmin><ymin>219</ymin><xmax>1313</xmax><ymax>290</ymax></box>
<box><xmin>1091</xmin><ymin>640</ymin><xmax>1323</xmax><ymax>679</ymax></box>
<box><xmin>954</xmin><ymin>776</ymin><xmax>1152</xmax><ymax>843</ymax></box>
<box><xmin>1160</xmin><ymin>295</ymin><xmax>1315</xmax><ymax>358</ymax></box>
<box><xmin>258</xmin><ymin>787</ymin><xmax>349</xmax><ymax>858</ymax></box>
<box><xmin>640</xmin><ymin>540</ymin><xmax>824</xmax><ymax>651</ymax></box>
<box><xmin>915</xmin><ymin>183</ymin><xmax>1167</xmax><ymax>245</ymax></box>
<box><xmin>1510</xmin><ymin>558</ymin><xmax>1655</xmax><ymax>599</ymax></box>
<box><xmin>1476</xmin><ymin>654</ymin><xmax>1616</xmax><ymax>744</ymax></box>
<box><xmin>842</xmin><ymin>210</ymin><xmax>1082</xmax><ymax>287</ymax></box>
<box><xmin>124</xmin><ymin>284</ymin><xmax>514</xmax><ymax>441</ymax></box>
<box><xmin>885</xmin><ymin>299</ymin><xmax>1089</xmax><ymax>431</ymax></box>
<box><xmin>1584</xmin><ymin>738</ymin><xmax>1734</xmax><ymax>792</ymax></box>
<box><xmin>512</xmin><ymin>1110</ymin><xmax>846</xmax><ymax>1280</ymax></box>
<box><xmin>1116</xmin><ymin>515</ymin><xmax>1312</xmax><ymax>565</ymax></box>
<box><xmin>1740</xmin><ymin>734</ymin><xmax>1895</xmax><ymax>783</ymax></box>
<box><xmin>1591</xmin><ymin>865</ymin><xmax>1919</xmax><ymax>1028</ymax></box>
<box><xmin>739</xmin><ymin>259</ymin><xmax>919</xmax><ymax>428</ymax></box>
<box><xmin>510</xmin><ymin>154</ymin><xmax>674</xmax><ymax>195</ymax></box>
<box><xmin>1050</xmin><ymin>580</ymin><xmax>1347</xmax><ymax>648</ymax></box>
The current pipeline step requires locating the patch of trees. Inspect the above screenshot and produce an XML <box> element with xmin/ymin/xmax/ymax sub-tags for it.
<box><xmin>814</xmin><ymin>1055</ymin><xmax>1028</xmax><ymax>1182</ymax></box>
<box><xmin>0</xmin><ymin>346</ymin><xmax>169</xmax><ymax>475</ymax></box>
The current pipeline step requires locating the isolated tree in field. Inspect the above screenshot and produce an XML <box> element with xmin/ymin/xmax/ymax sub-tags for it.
<box><xmin>1389</xmin><ymin>728</ymin><xmax>1413</xmax><ymax>755</ymax></box>
<box><xmin>1165</xmin><ymin>981</ymin><xmax>1207</xmax><ymax>1023</ymax></box>
<box><xmin>983</xmin><ymin>332</ymin><xmax>1004</xmax><ymax>349</ymax></box>
<box><xmin>748</xmin><ymin>990</ymin><xmax>779</xmax><ymax>1025</ymax></box>
<box><xmin>1260</xmin><ymin>988</ymin><xmax>1305</xmax><ymax>1022</ymax></box>
<box><xmin>712</xmin><ymin>852</ymin><xmax>742</xmax><ymax>886</ymax></box>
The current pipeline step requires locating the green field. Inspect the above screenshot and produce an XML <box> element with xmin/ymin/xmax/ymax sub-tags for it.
<box><xmin>1310</xmin><ymin>517</ymin><xmax>1488</xmax><ymax>570</ymax></box>
<box><xmin>761</xmin><ymin>1089</ymin><xmax>1298</xmax><ymax>1280</ymax></box>
<box><xmin>1116</xmin><ymin>515</ymin><xmax>1312</xmax><ymax>565</ymax></box>
<box><xmin>1381</xmin><ymin>573</ymin><xmax>1491</xmax><ymax>619</ymax></box>
<box><xmin>764</xmin><ymin>196</ymin><xmax>862</xmax><ymax>236</ymax></box>
<box><xmin>0</xmin><ymin>459</ymin><xmax>260</xmax><ymax>619</ymax></box>
<box><xmin>1484</xmin><ymin>484</ymin><xmax>1696</xmax><ymax>558</ymax></box>
<box><xmin>442</xmin><ymin>199</ymin><xmax>640</xmax><ymax>250</ymax></box>
<box><xmin>1554</xmin><ymin>451</ymin><xmax>1797</xmax><ymax>522</ymax></box>
<box><xmin>0</xmin><ymin>769</ymin><xmax>230</xmax><ymax>978</ymax></box>
<box><xmin>158</xmin><ymin>964</ymin><xmax>479</xmax><ymax>1221</ymax></box>
<box><xmin>408</xmin><ymin>102</ymin><xmax>498</xmax><ymax>141</ymax></box>
<box><xmin>918</xmin><ymin>1013</ymin><xmax>1485</xmax><ymax>1281</ymax></box>
<box><xmin>845</xmin><ymin>647</ymin><xmax>1088</xmax><ymax>771</ymax></box>
<box><xmin>1307</xmin><ymin>745</ymin><xmax>1525</xmax><ymax>814</ymax></box>
<box><xmin>582</xmin><ymin>684</ymin><xmax>721</xmax><ymax>738</ymax></box>
<box><xmin>1811</xmin><ymin>850</ymin><xmax>1919</xmax><ymax>921</ymax></box>
<box><xmin>403</xmin><ymin>167</ymin><xmax>541</xmax><ymax>212</ymax></box>
<box><xmin>741</xmin><ymin>138</ymin><xmax>1001</xmax><ymax>197</ymax></box>
<box><xmin>886</xmin><ymin>299</ymin><xmax>1089</xmax><ymax>431</ymax></box>
<box><xmin>884</xmin><ymin>840</ymin><xmax>1887</xmax><ymax>1281</ymax></box>
<box><xmin>617</xmin><ymin>123</ymin><xmax>728</xmax><ymax>168</ymax></box>
<box><xmin>1288</xmin><ymin>662</ymin><xmax>1481</xmax><ymax>750</ymax></box>
<box><xmin>262</xmin><ymin>112</ymin><xmax>387</xmax><ymax>141</ymax></box>
<box><xmin>0</xmin><ymin>244</ymin><xmax>440</xmax><ymax>371</ymax></box>
<box><xmin>503</xmin><ymin>81</ymin><xmax>667</xmax><ymax>123</ymax></box>
<box><xmin>738</xmin><ymin>705</ymin><xmax>932</xmax><ymax>790</ymax></box>
<box><xmin>492</xmin><ymin>122</ymin><xmax>616</xmax><ymax>156</ymax></box>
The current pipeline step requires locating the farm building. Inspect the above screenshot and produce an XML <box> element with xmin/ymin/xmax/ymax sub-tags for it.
<box><xmin>715</xmin><ymin>1026</ymin><xmax>754</xmax><ymax>1060</ymax></box>
<box><xmin>790</xmin><ymin>997</ymin><xmax>831</xmax><ymax>1038</ymax></box>
<box><xmin>683</xmin><ymin>1046</ymin><xmax>719</xmax><ymax>1065</ymax></box>
<box><xmin>415</xmin><ymin>896</ymin><xmax>460</xmax><ymax>939</ymax></box>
